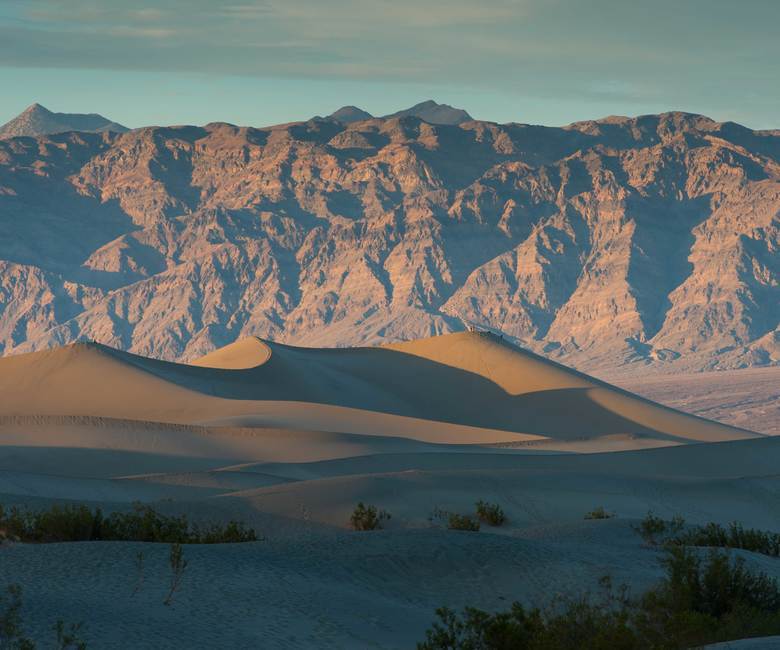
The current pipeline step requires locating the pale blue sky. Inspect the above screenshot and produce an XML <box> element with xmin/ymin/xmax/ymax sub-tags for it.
<box><xmin>1</xmin><ymin>0</ymin><xmax>778</xmax><ymax>129</ymax></box>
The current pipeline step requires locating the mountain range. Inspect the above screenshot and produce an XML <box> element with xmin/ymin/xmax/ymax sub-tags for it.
<box><xmin>0</xmin><ymin>102</ymin><xmax>777</xmax><ymax>372</ymax></box>
<box><xmin>0</xmin><ymin>103</ymin><xmax>128</xmax><ymax>138</ymax></box>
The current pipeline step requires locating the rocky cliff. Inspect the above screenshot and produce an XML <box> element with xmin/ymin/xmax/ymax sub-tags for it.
<box><xmin>0</xmin><ymin>110</ymin><xmax>777</xmax><ymax>372</ymax></box>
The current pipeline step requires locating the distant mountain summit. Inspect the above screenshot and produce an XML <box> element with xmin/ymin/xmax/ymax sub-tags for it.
<box><xmin>0</xmin><ymin>103</ymin><xmax>128</xmax><ymax>139</ymax></box>
<box><xmin>326</xmin><ymin>106</ymin><xmax>374</xmax><ymax>123</ymax></box>
<box><xmin>322</xmin><ymin>101</ymin><xmax>472</xmax><ymax>126</ymax></box>
<box><xmin>383</xmin><ymin>100</ymin><xmax>472</xmax><ymax>125</ymax></box>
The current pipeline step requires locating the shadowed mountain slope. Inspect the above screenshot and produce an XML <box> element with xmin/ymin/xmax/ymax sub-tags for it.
<box><xmin>325</xmin><ymin>105</ymin><xmax>374</xmax><ymax>123</ymax></box>
<box><xmin>0</xmin><ymin>110</ymin><xmax>776</xmax><ymax>373</ymax></box>
<box><xmin>383</xmin><ymin>100</ymin><xmax>472</xmax><ymax>124</ymax></box>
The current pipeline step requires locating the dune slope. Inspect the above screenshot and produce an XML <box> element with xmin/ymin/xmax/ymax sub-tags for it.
<box><xmin>0</xmin><ymin>332</ymin><xmax>756</xmax><ymax>446</ymax></box>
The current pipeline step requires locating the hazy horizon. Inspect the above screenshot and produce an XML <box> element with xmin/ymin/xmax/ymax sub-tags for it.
<box><xmin>4</xmin><ymin>91</ymin><xmax>779</xmax><ymax>132</ymax></box>
<box><xmin>1</xmin><ymin>0</ymin><xmax>778</xmax><ymax>130</ymax></box>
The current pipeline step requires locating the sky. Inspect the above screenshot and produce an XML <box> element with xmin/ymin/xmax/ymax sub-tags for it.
<box><xmin>0</xmin><ymin>0</ymin><xmax>778</xmax><ymax>130</ymax></box>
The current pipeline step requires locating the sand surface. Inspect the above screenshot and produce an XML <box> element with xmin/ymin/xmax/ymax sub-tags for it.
<box><xmin>0</xmin><ymin>332</ymin><xmax>776</xmax><ymax>648</ymax></box>
<box><xmin>0</xmin><ymin>333</ymin><xmax>756</xmax><ymax>443</ymax></box>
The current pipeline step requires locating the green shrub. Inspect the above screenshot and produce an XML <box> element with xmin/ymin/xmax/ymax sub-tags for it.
<box><xmin>475</xmin><ymin>500</ymin><xmax>506</xmax><ymax>527</ymax></box>
<box><xmin>635</xmin><ymin>547</ymin><xmax>780</xmax><ymax>647</ymax></box>
<box><xmin>0</xmin><ymin>502</ymin><xmax>257</xmax><ymax>544</ymax></box>
<box><xmin>429</xmin><ymin>507</ymin><xmax>480</xmax><ymax>532</ymax></box>
<box><xmin>193</xmin><ymin>520</ymin><xmax>257</xmax><ymax>544</ymax></box>
<box><xmin>53</xmin><ymin>620</ymin><xmax>88</xmax><ymax>650</ymax></box>
<box><xmin>0</xmin><ymin>584</ymin><xmax>86</xmax><ymax>649</ymax></box>
<box><xmin>419</xmin><ymin>603</ymin><xmax>550</xmax><ymax>649</ymax></box>
<box><xmin>0</xmin><ymin>584</ymin><xmax>33</xmax><ymax>649</ymax></box>
<box><xmin>102</xmin><ymin>505</ymin><xmax>191</xmax><ymax>543</ymax></box>
<box><xmin>447</xmin><ymin>513</ymin><xmax>480</xmax><ymax>532</ymax></box>
<box><xmin>673</xmin><ymin>522</ymin><xmax>780</xmax><ymax>558</ymax></box>
<box><xmin>420</xmin><ymin>595</ymin><xmax>643</xmax><ymax>650</ymax></box>
<box><xmin>349</xmin><ymin>503</ymin><xmax>390</xmax><ymax>531</ymax></box>
<box><xmin>418</xmin><ymin>581</ymin><xmax>637</xmax><ymax>649</ymax></box>
<box><xmin>634</xmin><ymin>511</ymin><xmax>684</xmax><ymax>544</ymax></box>
<box><xmin>635</xmin><ymin>511</ymin><xmax>668</xmax><ymax>544</ymax></box>
<box><xmin>418</xmin><ymin>547</ymin><xmax>780</xmax><ymax>649</ymax></box>
<box><xmin>665</xmin><ymin>546</ymin><xmax>779</xmax><ymax>616</ymax></box>
<box><xmin>635</xmin><ymin>514</ymin><xmax>780</xmax><ymax>558</ymax></box>
<box><xmin>131</xmin><ymin>551</ymin><xmax>145</xmax><ymax>596</ymax></box>
<box><xmin>163</xmin><ymin>543</ymin><xmax>188</xmax><ymax>606</ymax></box>
<box><xmin>584</xmin><ymin>506</ymin><xmax>615</xmax><ymax>520</ymax></box>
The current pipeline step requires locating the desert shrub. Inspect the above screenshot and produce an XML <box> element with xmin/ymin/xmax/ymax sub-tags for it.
<box><xmin>584</xmin><ymin>506</ymin><xmax>615</xmax><ymax>520</ymax></box>
<box><xmin>349</xmin><ymin>503</ymin><xmax>390</xmax><ymax>531</ymax></box>
<box><xmin>428</xmin><ymin>506</ymin><xmax>448</xmax><ymax>525</ymax></box>
<box><xmin>635</xmin><ymin>514</ymin><xmax>780</xmax><ymax>558</ymax></box>
<box><xmin>0</xmin><ymin>504</ymin><xmax>100</xmax><ymax>544</ymax></box>
<box><xmin>0</xmin><ymin>584</ymin><xmax>86</xmax><ymax>649</ymax></box>
<box><xmin>635</xmin><ymin>511</ymin><xmax>668</xmax><ymax>544</ymax></box>
<box><xmin>475</xmin><ymin>500</ymin><xmax>506</xmax><ymax>527</ymax></box>
<box><xmin>418</xmin><ymin>582</ymin><xmax>637</xmax><ymax>649</ymax></box>
<box><xmin>673</xmin><ymin>522</ymin><xmax>780</xmax><ymax>558</ymax></box>
<box><xmin>419</xmin><ymin>603</ymin><xmax>549</xmax><ymax>649</ymax></box>
<box><xmin>634</xmin><ymin>511</ymin><xmax>684</xmax><ymax>544</ymax></box>
<box><xmin>53</xmin><ymin>620</ymin><xmax>88</xmax><ymax>649</ymax></box>
<box><xmin>418</xmin><ymin>547</ymin><xmax>780</xmax><ymax>649</ymax></box>
<box><xmin>634</xmin><ymin>547</ymin><xmax>780</xmax><ymax>647</ymax></box>
<box><xmin>193</xmin><ymin>520</ymin><xmax>257</xmax><ymax>544</ymax></box>
<box><xmin>163</xmin><ymin>543</ymin><xmax>188</xmax><ymax>606</ymax></box>
<box><xmin>0</xmin><ymin>502</ymin><xmax>257</xmax><ymax>544</ymax></box>
<box><xmin>429</xmin><ymin>507</ymin><xmax>480</xmax><ymax>532</ymax></box>
<box><xmin>102</xmin><ymin>505</ymin><xmax>191</xmax><ymax>543</ymax></box>
<box><xmin>131</xmin><ymin>551</ymin><xmax>145</xmax><ymax>596</ymax></box>
<box><xmin>0</xmin><ymin>584</ymin><xmax>34</xmax><ymax>649</ymax></box>
<box><xmin>447</xmin><ymin>513</ymin><xmax>480</xmax><ymax>532</ymax></box>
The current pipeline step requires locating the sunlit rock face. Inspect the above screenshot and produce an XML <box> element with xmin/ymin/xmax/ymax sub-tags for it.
<box><xmin>0</xmin><ymin>110</ymin><xmax>777</xmax><ymax>372</ymax></box>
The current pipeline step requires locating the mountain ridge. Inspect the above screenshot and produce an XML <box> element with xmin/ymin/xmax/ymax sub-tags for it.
<box><xmin>0</xmin><ymin>109</ymin><xmax>776</xmax><ymax>373</ymax></box>
<box><xmin>382</xmin><ymin>100</ymin><xmax>472</xmax><ymax>124</ymax></box>
<box><xmin>322</xmin><ymin>100</ymin><xmax>473</xmax><ymax>125</ymax></box>
<box><xmin>325</xmin><ymin>105</ymin><xmax>374</xmax><ymax>123</ymax></box>
<box><xmin>0</xmin><ymin>103</ymin><xmax>128</xmax><ymax>138</ymax></box>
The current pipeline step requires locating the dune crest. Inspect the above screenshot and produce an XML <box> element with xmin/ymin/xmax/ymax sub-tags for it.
<box><xmin>191</xmin><ymin>337</ymin><xmax>272</xmax><ymax>369</ymax></box>
<box><xmin>0</xmin><ymin>332</ymin><xmax>757</xmax><ymax>448</ymax></box>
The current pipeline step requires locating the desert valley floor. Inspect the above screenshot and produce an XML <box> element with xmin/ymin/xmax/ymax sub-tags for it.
<box><xmin>0</xmin><ymin>331</ymin><xmax>778</xmax><ymax>648</ymax></box>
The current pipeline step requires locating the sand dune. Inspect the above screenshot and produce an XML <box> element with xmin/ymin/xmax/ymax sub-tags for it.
<box><xmin>0</xmin><ymin>332</ymin><xmax>756</xmax><ymax>446</ymax></box>
<box><xmin>0</xmin><ymin>333</ymin><xmax>773</xmax><ymax>648</ymax></box>
<box><xmin>190</xmin><ymin>337</ymin><xmax>272</xmax><ymax>369</ymax></box>
<box><xmin>0</xmin><ymin>415</ymin><xmax>520</xmax><ymax>469</ymax></box>
<box><xmin>0</xmin><ymin>330</ymin><xmax>764</xmax><ymax>515</ymax></box>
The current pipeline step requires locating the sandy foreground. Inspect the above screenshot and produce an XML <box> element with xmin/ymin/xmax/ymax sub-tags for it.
<box><xmin>0</xmin><ymin>332</ymin><xmax>777</xmax><ymax>648</ymax></box>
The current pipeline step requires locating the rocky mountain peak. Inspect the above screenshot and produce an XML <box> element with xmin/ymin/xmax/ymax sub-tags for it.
<box><xmin>22</xmin><ymin>102</ymin><xmax>50</xmax><ymax>114</ymax></box>
<box><xmin>383</xmin><ymin>100</ymin><xmax>473</xmax><ymax>125</ymax></box>
<box><xmin>326</xmin><ymin>106</ymin><xmax>374</xmax><ymax>123</ymax></box>
<box><xmin>0</xmin><ymin>103</ymin><xmax>129</xmax><ymax>139</ymax></box>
